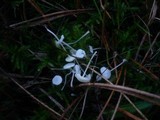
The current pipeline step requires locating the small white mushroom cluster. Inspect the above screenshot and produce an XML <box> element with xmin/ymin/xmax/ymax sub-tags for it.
<box><xmin>45</xmin><ymin>27</ymin><xmax>127</xmax><ymax>88</ymax></box>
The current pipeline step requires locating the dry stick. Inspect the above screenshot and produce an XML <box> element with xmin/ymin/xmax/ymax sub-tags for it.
<box><xmin>131</xmin><ymin>59</ymin><xmax>159</xmax><ymax>80</ymax></box>
<box><xmin>151</xmin><ymin>48</ymin><xmax>160</xmax><ymax>60</ymax></box>
<box><xmin>79</xmin><ymin>88</ymin><xmax>89</xmax><ymax>119</ymax></box>
<box><xmin>68</xmin><ymin>95</ymin><xmax>84</xmax><ymax>120</ymax></box>
<box><xmin>110</xmin><ymin>68</ymin><xmax>123</xmax><ymax>120</ymax></box>
<box><xmin>123</xmin><ymin>94</ymin><xmax>148</xmax><ymax>120</ymax></box>
<box><xmin>141</xmin><ymin>32</ymin><xmax>160</xmax><ymax>64</ymax></box>
<box><xmin>100</xmin><ymin>0</ymin><xmax>111</xmax><ymax>19</ymax></box>
<box><xmin>113</xmin><ymin>56</ymin><xmax>118</xmax><ymax>78</ymax></box>
<box><xmin>59</xmin><ymin>95</ymin><xmax>82</xmax><ymax>120</ymax></box>
<box><xmin>116</xmin><ymin>107</ymin><xmax>143</xmax><ymax>120</ymax></box>
<box><xmin>116</xmin><ymin>69</ymin><xmax>141</xmax><ymax>120</ymax></box>
<box><xmin>97</xmin><ymin>70</ymin><xmax>147</xmax><ymax>120</ymax></box>
<box><xmin>135</xmin><ymin>34</ymin><xmax>147</xmax><ymax>60</ymax></box>
<box><xmin>122</xmin><ymin>69</ymin><xmax>148</xmax><ymax>120</ymax></box>
<box><xmin>9</xmin><ymin>9</ymin><xmax>92</xmax><ymax>28</ymax></box>
<box><xmin>82</xmin><ymin>51</ymin><xmax>97</xmax><ymax>77</ymax></box>
<box><xmin>119</xmin><ymin>69</ymin><xmax>147</xmax><ymax>120</ymax></box>
<box><xmin>155</xmin><ymin>17</ymin><xmax>160</xmax><ymax>21</ymax></box>
<box><xmin>39</xmin><ymin>88</ymin><xmax>64</xmax><ymax>112</ymax></box>
<box><xmin>0</xmin><ymin>67</ymin><xmax>65</xmax><ymax>120</ymax></box>
<box><xmin>28</xmin><ymin>0</ymin><xmax>45</xmax><ymax>15</ymax></box>
<box><xmin>135</xmin><ymin>14</ymin><xmax>151</xmax><ymax>60</ymax></box>
<box><xmin>87</xmin><ymin>64</ymin><xmax>149</xmax><ymax>119</ymax></box>
<box><xmin>96</xmin><ymin>67</ymin><xmax>123</xmax><ymax>120</ymax></box>
<box><xmin>110</xmin><ymin>93</ymin><xmax>122</xmax><ymax>120</ymax></box>
<box><xmin>41</xmin><ymin>0</ymin><xmax>66</xmax><ymax>10</ymax></box>
<box><xmin>107</xmin><ymin>94</ymin><xmax>145</xmax><ymax>120</ymax></box>
<box><xmin>78</xmin><ymin>83</ymin><xmax>160</xmax><ymax>106</ymax></box>
<box><xmin>148</xmin><ymin>0</ymin><xmax>157</xmax><ymax>25</ymax></box>
<box><xmin>23</xmin><ymin>81</ymin><xmax>50</xmax><ymax>89</ymax></box>
<box><xmin>97</xmin><ymin>90</ymin><xmax>115</xmax><ymax>120</ymax></box>
<box><xmin>90</xmin><ymin>65</ymin><xmax>149</xmax><ymax>119</ymax></box>
<box><xmin>7</xmin><ymin>73</ymin><xmax>50</xmax><ymax>80</ymax></box>
<box><xmin>28</xmin><ymin>0</ymin><xmax>53</xmax><ymax>28</ymax></box>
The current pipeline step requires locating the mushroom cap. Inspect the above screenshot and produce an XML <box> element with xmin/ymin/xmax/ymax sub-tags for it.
<box><xmin>65</xmin><ymin>55</ymin><xmax>75</xmax><ymax>62</ymax></box>
<box><xmin>52</xmin><ymin>75</ymin><xmax>63</xmax><ymax>85</ymax></box>
<box><xmin>100</xmin><ymin>67</ymin><xmax>111</xmax><ymax>79</ymax></box>
<box><xmin>63</xmin><ymin>63</ymin><xmax>75</xmax><ymax>69</ymax></box>
<box><xmin>72</xmin><ymin>49</ymin><xmax>86</xmax><ymax>58</ymax></box>
<box><xmin>59</xmin><ymin>35</ymin><xmax>64</xmax><ymax>42</ymax></box>
<box><xmin>89</xmin><ymin>45</ymin><xmax>94</xmax><ymax>53</ymax></box>
<box><xmin>55</xmin><ymin>35</ymin><xmax>64</xmax><ymax>47</ymax></box>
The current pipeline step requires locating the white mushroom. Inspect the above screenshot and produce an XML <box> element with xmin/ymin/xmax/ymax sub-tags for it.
<box><xmin>75</xmin><ymin>73</ymin><xmax>91</xmax><ymax>83</ymax></box>
<box><xmin>65</xmin><ymin>55</ymin><xmax>75</xmax><ymax>62</ymax></box>
<box><xmin>55</xmin><ymin>35</ymin><xmax>64</xmax><ymax>47</ymax></box>
<box><xmin>110</xmin><ymin>59</ymin><xmax>127</xmax><ymax>71</ymax></box>
<box><xmin>89</xmin><ymin>45</ymin><xmax>94</xmax><ymax>54</ymax></box>
<box><xmin>63</xmin><ymin>63</ymin><xmax>75</xmax><ymax>69</ymax></box>
<box><xmin>52</xmin><ymin>75</ymin><xmax>63</xmax><ymax>85</ymax></box>
<box><xmin>100</xmin><ymin>67</ymin><xmax>111</xmax><ymax>79</ymax></box>
<box><xmin>98</xmin><ymin>59</ymin><xmax>127</xmax><ymax>81</ymax></box>
<box><xmin>72</xmin><ymin>49</ymin><xmax>86</xmax><ymax>59</ymax></box>
<box><xmin>75</xmin><ymin>51</ymin><xmax>97</xmax><ymax>83</ymax></box>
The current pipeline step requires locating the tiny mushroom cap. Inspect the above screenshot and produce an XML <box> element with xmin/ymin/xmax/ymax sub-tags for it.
<box><xmin>63</xmin><ymin>63</ymin><xmax>75</xmax><ymax>69</ymax></box>
<box><xmin>73</xmin><ymin>49</ymin><xmax>86</xmax><ymax>58</ymax></box>
<box><xmin>60</xmin><ymin>35</ymin><xmax>64</xmax><ymax>41</ymax></box>
<box><xmin>122</xmin><ymin>59</ymin><xmax>127</xmax><ymax>62</ymax></box>
<box><xmin>55</xmin><ymin>35</ymin><xmax>64</xmax><ymax>47</ymax></box>
<box><xmin>52</xmin><ymin>75</ymin><xmax>63</xmax><ymax>85</ymax></box>
<box><xmin>74</xmin><ymin>65</ymin><xmax>81</xmax><ymax>74</ymax></box>
<box><xmin>100</xmin><ymin>67</ymin><xmax>111</xmax><ymax>79</ymax></box>
<box><xmin>75</xmin><ymin>73</ymin><xmax>91</xmax><ymax>83</ymax></box>
<box><xmin>89</xmin><ymin>45</ymin><xmax>94</xmax><ymax>54</ymax></box>
<box><xmin>65</xmin><ymin>55</ymin><xmax>75</xmax><ymax>62</ymax></box>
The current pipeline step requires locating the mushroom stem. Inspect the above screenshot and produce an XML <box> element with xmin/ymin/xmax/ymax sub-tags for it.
<box><xmin>45</xmin><ymin>26</ymin><xmax>75</xmax><ymax>52</ymax></box>
<box><xmin>62</xmin><ymin>41</ymin><xmax>76</xmax><ymax>52</ymax></box>
<box><xmin>111</xmin><ymin>59</ymin><xmax>127</xmax><ymax>71</ymax></box>
<box><xmin>45</xmin><ymin>26</ymin><xmax>59</xmax><ymax>41</ymax></box>
<box><xmin>68</xmin><ymin>31</ymin><xmax>90</xmax><ymax>45</ymax></box>
<box><xmin>82</xmin><ymin>51</ymin><xmax>97</xmax><ymax>77</ymax></box>
<box><xmin>70</xmin><ymin>72</ymin><xmax>75</xmax><ymax>87</ymax></box>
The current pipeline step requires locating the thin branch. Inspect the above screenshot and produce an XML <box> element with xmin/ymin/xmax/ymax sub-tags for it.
<box><xmin>39</xmin><ymin>88</ymin><xmax>64</xmax><ymax>111</ymax></box>
<box><xmin>110</xmin><ymin>93</ymin><xmax>122</xmax><ymax>120</ymax></box>
<box><xmin>123</xmin><ymin>94</ymin><xmax>148</xmax><ymax>120</ymax></box>
<box><xmin>0</xmin><ymin>67</ymin><xmax>65</xmax><ymax>120</ymax></box>
<box><xmin>9</xmin><ymin>9</ymin><xmax>92</xmax><ymax>28</ymax></box>
<box><xmin>78</xmin><ymin>83</ymin><xmax>160</xmax><ymax>106</ymax></box>
<box><xmin>141</xmin><ymin>32</ymin><xmax>160</xmax><ymax>64</ymax></box>
<box><xmin>79</xmin><ymin>88</ymin><xmax>89</xmax><ymax>119</ymax></box>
